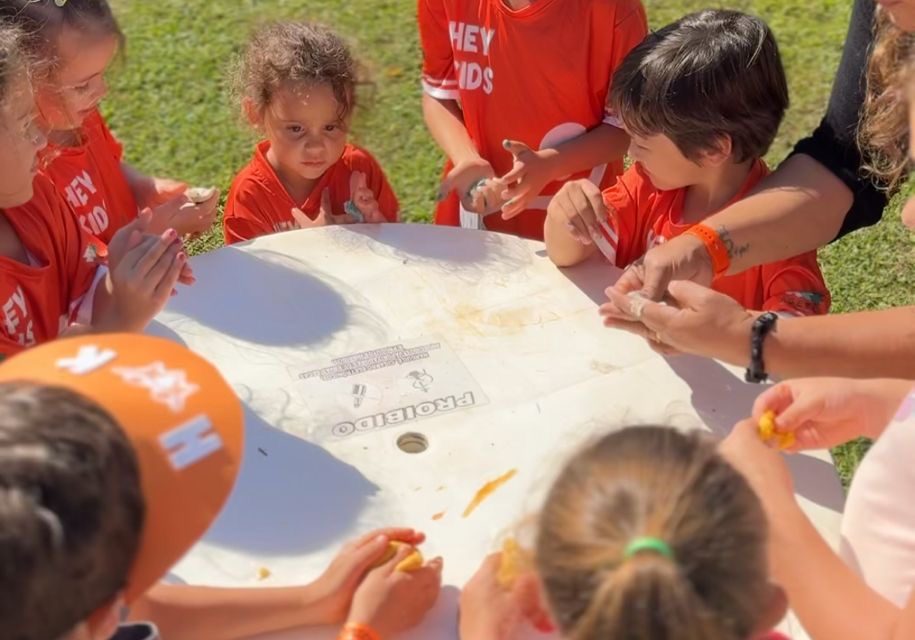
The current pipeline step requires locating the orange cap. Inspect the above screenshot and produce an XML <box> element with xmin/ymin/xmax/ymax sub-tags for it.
<box><xmin>0</xmin><ymin>334</ymin><xmax>244</xmax><ymax>604</ymax></box>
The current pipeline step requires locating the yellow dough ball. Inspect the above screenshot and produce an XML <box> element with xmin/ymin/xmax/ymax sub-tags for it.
<box><xmin>372</xmin><ymin>540</ymin><xmax>423</xmax><ymax>572</ymax></box>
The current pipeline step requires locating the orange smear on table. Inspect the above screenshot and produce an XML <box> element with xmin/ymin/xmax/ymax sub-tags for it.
<box><xmin>432</xmin><ymin>512</ymin><xmax>446</xmax><ymax>521</ymax></box>
<box><xmin>463</xmin><ymin>469</ymin><xmax>518</xmax><ymax>518</ymax></box>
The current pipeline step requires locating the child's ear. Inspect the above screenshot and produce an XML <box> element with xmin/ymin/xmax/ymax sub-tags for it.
<box><xmin>242</xmin><ymin>97</ymin><xmax>264</xmax><ymax>128</ymax></box>
<box><xmin>699</xmin><ymin>134</ymin><xmax>733</xmax><ymax>167</ymax></box>
<box><xmin>751</xmin><ymin>582</ymin><xmax>789</xmax><ymax>637</ymax></box>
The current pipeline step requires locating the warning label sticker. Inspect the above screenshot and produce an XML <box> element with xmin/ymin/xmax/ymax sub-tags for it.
<box><xmin>292</xmin><ymin>338</ymin><xmax>487</xmax><ymax>440</ymax></box>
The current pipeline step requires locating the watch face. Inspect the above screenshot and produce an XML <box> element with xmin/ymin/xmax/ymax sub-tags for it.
<box><xmin>110</xmin><ymin>623</ymin><xmax>159</xmax><ymax>640</ymax></box>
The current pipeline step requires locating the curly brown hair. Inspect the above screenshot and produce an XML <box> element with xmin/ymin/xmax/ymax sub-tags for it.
<box><xmin>859</xmin><ymin>8</ymin><xmax>915</xmax><ymax>192</ymax></box>
<box><xmin>0</xmin><ymin>0</ymin><xmax>124</xmax><ymax>70</ymax></box>
<box><xmin>0</xmin><ymin>21</ymin><xmax>26</xmax><ymax>107</ymax></box>
<box><xmin>233</xmin><ymin>21</ymin><xmax>359</xmax><ymax>123</ymax></box>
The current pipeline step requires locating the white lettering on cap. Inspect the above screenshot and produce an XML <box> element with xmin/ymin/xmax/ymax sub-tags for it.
<box><xmin>56</xmin><ymin>345</ymin><xmax>117</xmax><ymax>375</ymax></box>
<box><xmin>159</xmin><ymin>414</ymin><xmax>223</xmax><ymax>470</ymax></box>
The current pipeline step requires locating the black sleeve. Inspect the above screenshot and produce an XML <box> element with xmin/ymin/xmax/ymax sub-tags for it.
<box><xmin>789</xmin><ymin>0</ymin><xmax>888</xmax><ymax>240</ymax></box>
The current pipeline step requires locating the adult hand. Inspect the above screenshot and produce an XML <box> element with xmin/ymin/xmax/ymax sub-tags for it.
<box><xmin>604</xmin><ymin>233</ymin><xmax>714</xmax><ymax>306</ymax></box>
<box><xmin>752</xmin><ymin>378</ymin><xmax>912</xmax><ymax>451</ymax></box>
<box><xmin>600</xmin><ymin>280</ymin><xmax>754</xmax><ymax>365</ymax></box>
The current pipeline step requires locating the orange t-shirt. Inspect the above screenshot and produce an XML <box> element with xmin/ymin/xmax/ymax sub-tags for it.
<box><xmin>223</xmin><ymin>141</ymin><xmax>400</xmax><ymax>245</ymax></box>
<box><xmin>0</xmin><ymin>174</ymin><xmax>104</xmax><ymax>357</ymax></box>
<box><xmin>600</xmin><ymin>161</ymin><xmax>831</xmax><ymax>316</ymax></box>
<box><xmin>419</xmin><ymin>0</ymin><xmax>647</xmax><ymax>240</ymax></box>
<box><xmin>41</xmin><ymin>110</ymin><xmax>139</xmax><ymax>246</ymax></box>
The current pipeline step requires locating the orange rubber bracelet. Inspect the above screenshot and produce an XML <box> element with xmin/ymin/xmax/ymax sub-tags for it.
<box><xmin>684</xmin><ymin>224</ymin><xmax>730</xmax><ymax>277</ymax></box>
<box><xmin>339</xmin><ymin>623</ymin><xmax>382</xmax><ymax>640</ymax></box>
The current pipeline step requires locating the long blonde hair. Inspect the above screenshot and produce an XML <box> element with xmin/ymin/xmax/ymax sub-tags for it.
<box><xmin>859</xmin><ymin>8</ymin><xmax>915</xmax><ymax>191</ymax></box>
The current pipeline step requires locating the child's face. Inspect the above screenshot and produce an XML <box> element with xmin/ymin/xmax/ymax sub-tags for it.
<box><xmin>261</xmin><ymin>82</ymin><xmax>350</xmax><ymax>182</ymax></box>
<box><xmin>626</xmin><ymin>130</ymin><xmax>705</xmax><ymax>191</ymax></box>
<box><xmin>36</xmin><ymin>27</ymin><xmax>118</xmax><ymax>130</ymax></box>
<box><xmin>0</xmin><ymin>73</ymin><xmax>47</xmax><ymax>207</ymax></box>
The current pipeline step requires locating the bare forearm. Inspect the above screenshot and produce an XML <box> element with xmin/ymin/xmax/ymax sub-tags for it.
<box><xmin>544</xmin><ymin>215</ymin><xmax>594</xmax><ymax>266</ymax></box>
<box><xmin>703</xmin><ymin>154</ymin><xmax>853</xmax><ymax>274</ymax></box>
<box><xmin>422</xmin><ymin>94</ymin><xmax>480</xmax><ymax>165</ymax></box>
<box><xmin>769</xmin><ymin>501</ymin><xmax>899</xmax><ymax>640</ymax></box>
<box><xmin>763</xmin><ymin>308</ymin><xmax>915</xmax><ymax>378</ymax></box>
<box><xmin>130</xmin><ymin>583</ymin><xmax>330</xmax><ymax>640</ymax></box>
<box><xmin>547</xmin><ymin>123</ymin><xmax>629</xmax><ymax>178</ymax></box>
<box><xmin>707</xmin><ymin>308</ymin><xmax>915</xmax><ymax>379</ymax></box>
<box><xmin>121</xmin><ymin>162</ymin><xmax>154</xmax><ymax>207</ymax></box>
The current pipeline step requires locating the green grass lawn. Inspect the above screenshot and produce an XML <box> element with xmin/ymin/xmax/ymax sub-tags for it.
<box><xmin>106</xmin><ymin>0</ymin><xmax>912</xmax><ymax>485</ymax></box>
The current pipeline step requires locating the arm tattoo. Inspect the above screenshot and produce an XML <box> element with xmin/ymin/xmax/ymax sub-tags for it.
<box><xmin>716</xmin><ymin>225</ymin><xmax>750</xmax><ymax>260</ymax></box>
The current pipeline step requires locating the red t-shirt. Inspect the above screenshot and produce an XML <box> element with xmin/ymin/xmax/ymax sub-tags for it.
<box><xmin>600</xmin><ymin>161</ymin><xmax>831</xmax><ymax>316</ymax></box>
<box><xmin>223</xmin><ymin>141</ymin><xmax>400</xmax><ymax>245</ymax></box>
<box><xmin>41</xmin><ymin>110</ymin><xmax>139</xmax><ymax>245</ymax></box>
<box><xmin>419</xmin><ymin>0</ymin><xmax>647</xmax><ymax>239</ymax></box>
<box><xmin>0</xmin><ymin>174</ymin><xmax>104</xmax><ymax>357</ymax></box>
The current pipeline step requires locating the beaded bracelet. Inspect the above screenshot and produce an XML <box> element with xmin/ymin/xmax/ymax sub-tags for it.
<box><xmin>745</xmin><ymin>312</ymin><xmax>778</xmax><ymax>383</ymax></box>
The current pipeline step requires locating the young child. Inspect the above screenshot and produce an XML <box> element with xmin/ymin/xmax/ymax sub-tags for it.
<box><xmin>0</xmin><ymin>22</ymin><xmax>186</xmax><ymax>356</ymax></box>
<box><xmin>546</xmin><ymin>10</ymin><xmax>830</xmax><ymax>317</ymax></box>
<box><xmin>223</xmin><ymin>21</ymin><xmax>399</xmax><ymax>245</ymax></box>
<box><xmin>0</xmin><ymin>334</ymin><xmax>443</xmax><ymax>640</ymax></box>
<box><xmin>457</xmin><ymin>426</ymin><xmax>791</xmax><ymax>639</ymax></box>
<box><xmin>418</xmin><ymin>0</ymin><xmax>647</xmax><ymax>240</ymax></box>
<box><xmin>0</xmin><ymin>0</ymin><xmax>219</xmax><ymax>246</ymax></box>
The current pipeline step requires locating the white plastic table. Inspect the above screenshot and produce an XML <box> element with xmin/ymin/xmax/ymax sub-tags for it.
<box><xmin>151</xmin><ymin>224</ymin><xmax>844</xmax><ymax>640</ymax></box>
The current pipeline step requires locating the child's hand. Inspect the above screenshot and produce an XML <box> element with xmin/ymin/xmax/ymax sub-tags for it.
<box><xmin>500</xmin><ymin>140</ymin><xmax>559</xmax><ymax>220</ymax></box>
<box><xmin>439</xmin><ymin>156</ymin><xmax>503</xmax><ymax>214</ymax></box>
<box><xmin>752</xmin><ymin>379</ymin><xmax>912</xmax><ymax>451</ymax></box>
<box><xmin>547</xmin><ymin>179</ymin><xmax>609</xmax><ymax>245</ymax></box>
<box><xmin>349</xmin><ymin>172</ymin><xmax>387</xmax><ymax>223</ymax></box>
<box><xmin>146</xmin><ymin>190</ymin><xmax>220</xmax><ymax>238</ymax></box>
<box><xmin>459</xmin><ymin>554</ymin><xmax>526</xmax><ymax>640</ymax></box>
<box><xmin>346</xmin><ymin>543</ymin><xmax>443</xmax><ymax>638</ymax></box>
<box><xmin>114</xmin><ymin>211</ymin><xmax>195</xmax><ymax>286</ymax></box>
<box><xmin>138</xmin><ymin>176</ymin><xmax>188</xmax><ymax>209</ymax></box>
<box><xmin>106</xmin><ymin>227</ymin><xmax>187</xmax><ymax>331</ymax></box>
<box><xmin>291</xmin><ymin>190</ymin><xmax>357</xmax><ymax>229</ymax></box>
<box><xmin>307</xmin><ymin>528</ymin><xmax>426</xmax><ymax>625</ymax></box>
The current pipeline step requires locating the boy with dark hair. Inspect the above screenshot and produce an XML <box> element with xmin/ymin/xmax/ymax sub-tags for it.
<box><xmin>545</xmin><ymin>9</ymin><xmax>830</xmax><ymax>318</ymax></box>
<box><xmin>0</xmin><ymin>334</ymin><xmax>441</xmax><ymax>640</ymax></box>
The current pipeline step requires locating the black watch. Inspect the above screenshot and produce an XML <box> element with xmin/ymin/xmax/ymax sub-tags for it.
<box><xmin>745</xmin><ymin>312</ymin><xmax>778</xmax><ymax>383</ymax></box>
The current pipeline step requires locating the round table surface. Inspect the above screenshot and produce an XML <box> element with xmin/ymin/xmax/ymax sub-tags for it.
<box><xmin>151</xmin><ymin>224</ymin><xmax>844</xmax><ymax>640</ymax></box>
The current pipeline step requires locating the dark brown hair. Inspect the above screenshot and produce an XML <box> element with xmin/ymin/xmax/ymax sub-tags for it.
<box><xmin>233</xmin><ymin>21</ymin><xmax>359</xmax><ymax>122</ymax></box>
<box><xmin>0</xmin><ymin>0</ymin><xmax>124</xmax><ymax>68</ymax></box>
<box><xmin>610</xmin><ymin>10</ymin><xmax>789</xmax><ymax>163</ymax></box>
<box><xmin>859</xmin><ymin>8</ymin><xmax>915</xmax><ymax>191</ymax></box>
<box><xmin>536</xmin><ymin>426</ymin><xmax>769</xmax><ymax>640</ymax></box>
<box><xmin>0</xmin><ymin>382</ymin><xmax>144</xmax><ymax>640</ymax></box>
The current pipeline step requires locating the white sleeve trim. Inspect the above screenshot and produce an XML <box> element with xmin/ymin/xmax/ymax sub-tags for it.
<box><xmin>422</xmin><ymin>79</ymin><xmax>460</xmax><ymax>101</ymax></box>
<box><xmin>72</xmin><ymin>265</ymin><xmax>108</xmax><ymax>326</ymax></box>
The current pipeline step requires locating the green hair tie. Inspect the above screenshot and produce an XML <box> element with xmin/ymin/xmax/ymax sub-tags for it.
<box><xmin>624</xmin><ymin>537</ymin><xmax>674</xmax><ymax>560</ymax></box>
